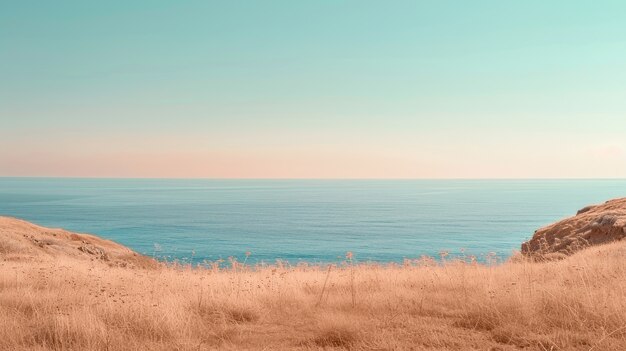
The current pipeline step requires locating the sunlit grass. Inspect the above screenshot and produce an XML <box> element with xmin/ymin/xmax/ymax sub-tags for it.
<box><xmin>2</xmin><ymin>240</ymin><xmax>626</xmax><ymax>350</ymax></box>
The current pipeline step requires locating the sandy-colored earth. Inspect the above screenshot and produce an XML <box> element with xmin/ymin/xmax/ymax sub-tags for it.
<box><xmin>522</xmin><ymin>197</ymin><xmax>626</xmax><ymax>259</ymax></box>
<box><xmin>1</xmin><ymin>208</ymin><xmax>626</xmax><ymax>350</ymax></box>
<box><xmin>0</xmin><ymin>216</ymin><xmax>157</xmax><ymax>268</ymax></box>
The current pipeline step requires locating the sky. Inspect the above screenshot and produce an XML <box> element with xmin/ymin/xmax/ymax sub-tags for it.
<box><xmin>2</xmin><ymin>1</ymin><xmax>626</xmax><ymax>178</ymax></box>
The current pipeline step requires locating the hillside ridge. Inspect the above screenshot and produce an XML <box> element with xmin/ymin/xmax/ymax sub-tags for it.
<box><xmin>522</xmin><ymin>197</ymin><xmax>626</xmax><ymax>259</ymax></box>
<box><xmin>0</xmin><ymin>216</ymin><xmax>156</xmax><ymax>268</ymax></box>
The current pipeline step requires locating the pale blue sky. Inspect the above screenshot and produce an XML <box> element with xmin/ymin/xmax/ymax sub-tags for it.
<box><xmin>2</xmin><ymin>1</ymin><xmax>626</xmax><ymax>177</ymax></box>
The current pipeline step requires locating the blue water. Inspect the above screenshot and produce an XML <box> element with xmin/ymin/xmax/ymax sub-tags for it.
<box><xmin>0</xmin><ymin>178</ymin><xmax>624</xmax><ymax>264</ymax></box>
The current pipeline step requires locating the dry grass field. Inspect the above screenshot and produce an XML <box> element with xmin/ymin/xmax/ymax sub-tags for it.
<box><xmin>2</xmin><ymin>216</ymin><xmax>626</xmax><ymax>351</ymax></box>
<box><xmin>2</xmin><ymin>235</ymin><xmax>626</xmax><ymax>351</ymax></box>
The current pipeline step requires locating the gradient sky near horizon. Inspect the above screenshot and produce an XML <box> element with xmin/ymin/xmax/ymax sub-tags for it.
<box><xmin>2</xmin><ymin>1</ymin><xmax>626</xmax><ymax>178</ymax></box>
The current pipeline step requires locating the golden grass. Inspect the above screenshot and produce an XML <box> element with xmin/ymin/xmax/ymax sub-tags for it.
<box><xmin>2</xmin><ymin>242</ymin><xmax>626</xmax><ymax>350</ymax></box>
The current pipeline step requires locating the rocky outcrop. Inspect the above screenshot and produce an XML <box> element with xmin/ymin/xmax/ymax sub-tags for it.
<box><xmin>522</xmin><ymin>198</ymin><xmax>626</xmax><ymax>259</ymax></box>
<box><xmin>0</xmin><ymin>216</ymin><xmax>158</xmax><ymax>269</ymax></box>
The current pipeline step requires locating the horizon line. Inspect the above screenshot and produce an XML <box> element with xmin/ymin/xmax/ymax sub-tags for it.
<box><xmin>1</xmin><ymin>176</ymin><xmax>626</xmax><ymax>181</ymax></box>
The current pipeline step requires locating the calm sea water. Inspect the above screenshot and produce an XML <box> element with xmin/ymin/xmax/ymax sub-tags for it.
<box><xmin>0</xmin><ymin>178</ymin><xmax>624</xmax><ymax>264</ymax></box>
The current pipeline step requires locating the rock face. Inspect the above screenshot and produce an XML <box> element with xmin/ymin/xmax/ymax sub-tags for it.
<box><xmin>522</xmin><ymin>198</ymin><xmax>626</xmax><ymax>259</ymax></box>
<box><xmin>0</xmin><ymin>216</ymin><xmax>158</xmax><ymax>268</ymax></box>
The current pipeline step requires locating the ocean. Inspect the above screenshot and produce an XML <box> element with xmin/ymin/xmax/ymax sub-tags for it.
<box><xmin>0</xmin><ymin>178</ymin><xmax>624</xmax><ymax>264</ymax></box>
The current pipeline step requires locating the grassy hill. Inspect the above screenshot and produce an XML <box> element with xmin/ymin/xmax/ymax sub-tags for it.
<box><xmin>1</xmin><ymin>216</ymin><xmax>625</xmax><ymax>350</ymax></box>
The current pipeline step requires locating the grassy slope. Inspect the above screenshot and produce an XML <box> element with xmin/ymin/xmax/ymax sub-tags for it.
<box><xmin>1</xmin><ymin>219</ymin><xmax>626</xmax><ymax>350</ymax></box>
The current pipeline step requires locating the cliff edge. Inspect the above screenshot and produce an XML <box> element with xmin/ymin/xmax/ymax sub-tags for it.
<box><xmin>0</xmin><ymin>216</ymin><xmax>157</xmax><ymax>268</ymax></box>
<box><xmin>522</xmin><ymin>198</ymin><xmax>626</xmax><ymax>259</ymax></box>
